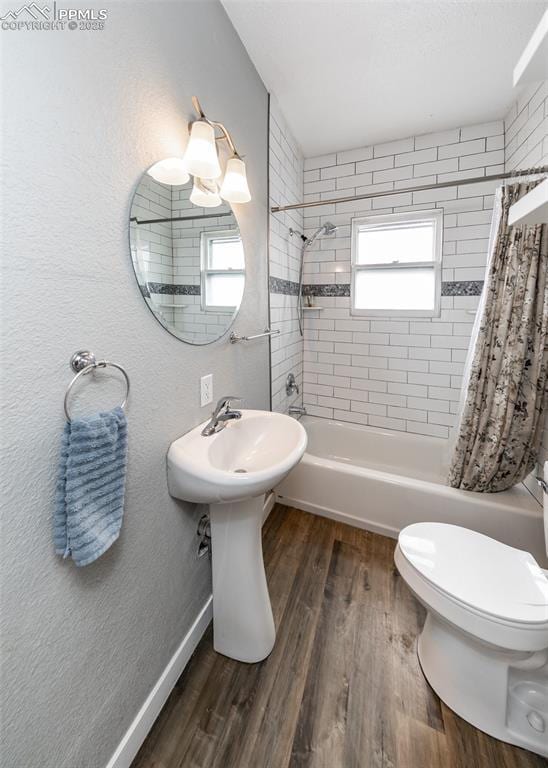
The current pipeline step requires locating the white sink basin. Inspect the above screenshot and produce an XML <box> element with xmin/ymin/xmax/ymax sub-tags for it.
<box><xmin>166</xmin><ymin>408</ymin><xmax>307</xmax><ymax>663</ymax></box>
<box><xmin>167</xmin><ymin>409</ymin><xmax>307</xmax><ymax>504</ymax></box>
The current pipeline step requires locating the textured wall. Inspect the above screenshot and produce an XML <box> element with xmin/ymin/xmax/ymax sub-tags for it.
<box><xmin>505</xmin><ymin>79</ymin><xmax>548</xmax><ymax>502</ymax></box>
<box><xmin>268</xmin><ymin>97</ymin><xmax>305</xmax><ymax>413</ymax></box>
<box><xmin>0</xmin><ymin>2</ymin><xmax>268</xmax><ymax>767</ymax></box>
<box><xmin>299</xmin><ymin>121</ymin><xmax>504</xmax><ymax>437</ymax></box>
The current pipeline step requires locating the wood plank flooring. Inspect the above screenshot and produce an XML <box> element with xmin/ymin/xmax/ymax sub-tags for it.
<box><xmin>132</xmin><ymin>505</ymin><xmax>546</xmax><ymax>768</ymax></box>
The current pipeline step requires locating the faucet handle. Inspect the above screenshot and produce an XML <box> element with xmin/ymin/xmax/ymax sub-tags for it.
<box><xmin>215</xmin><ymin>395</ymin><xmax>243</xmax><ymax>412</ymax></box>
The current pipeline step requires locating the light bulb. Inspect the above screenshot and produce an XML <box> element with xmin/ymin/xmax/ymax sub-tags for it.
<box><xmin>182</xmin><ymin>120</ymin><xmax>222</xmax><ymax>180</ymax></box>
<box><xmin>147</xmin><ymin>157</ymin><xmax>189</xmax><ymax>185</ymax></box>
<box><xmin>190</xmin><ymin>178</ymin><xmax>222</xmax><ymax>208</ymax></box>
<box><xmin>219</xmin><ymin>156</ymin><xmax>251</xmax><ymax>203</ymax></box>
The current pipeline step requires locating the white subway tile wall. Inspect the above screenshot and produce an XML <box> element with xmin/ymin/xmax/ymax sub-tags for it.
<box><xmin>505</xmin><ymin>80</ymin><xmax>548</xmax><ymax>502</ymax></box>
<box><xmin>130</xmin><ymin>176</ymin><xmax>177</xmax><ymax>327</ymax></box>
<box><xmin>269</xmin><ymin>97</ymin><xmax>305</xmax><ymax>413</ymax></box>
<box><xmin>130</xmin><ymin>175</ymin><xmax>173</xmax><ymax>285</ymax></box>
<box><xmin>170</xmin><ymin>185</ymin><xmax>235</xmax><ymax>343</ymax></box>
<box><xmin>505</xmin><ymin>80</ymin><xmax>548</xmax><ymax>172</ymax></box>
<box><xmin>269</xmin><ymin>80</ymin><xmax>547</xmax><ymax>488</ymax></box>
<box><xmin>300</xmin><ymin>120</ymin><xmax>506</xmax><ymax>437</ymax></box>
<box><xmin>131</xmin><ymin>176</ymin><xmax>236</xmax><ymax>343</ymax></box>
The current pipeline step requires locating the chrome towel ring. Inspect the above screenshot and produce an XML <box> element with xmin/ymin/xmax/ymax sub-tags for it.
<box><xmin>64</xmin><ymin>350</ymin><xmax>130</xmax><ymax>422</ymax></box>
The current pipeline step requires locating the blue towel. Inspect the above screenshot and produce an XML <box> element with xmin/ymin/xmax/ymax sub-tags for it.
<box><xmin>54</xmin><ymin>406</ymin><xmax>128</xmax><ymax>567</ymax></box>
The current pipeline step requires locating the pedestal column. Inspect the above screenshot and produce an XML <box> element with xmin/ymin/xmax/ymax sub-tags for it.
<box><xmin>209</xmin><ymin>495</ymin><xmax>275</xmax><ymax>663</ymax></box>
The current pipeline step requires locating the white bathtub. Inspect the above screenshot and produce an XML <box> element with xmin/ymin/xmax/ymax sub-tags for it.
<box><xmin>276</xmin><ymin>416</ymin><xmax>547</xmax><ymax>567</ymax></box>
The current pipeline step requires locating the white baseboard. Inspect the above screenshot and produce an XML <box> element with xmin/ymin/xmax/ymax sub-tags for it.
<box><xmin>105</xmin><ymin>493</ymin><xmax>275</xmax><ymax>768</ymax></box>
<box><xmin>105</xmin><ymin>596</ymin><xmax>213</xmax><ymax>768</ymax></box>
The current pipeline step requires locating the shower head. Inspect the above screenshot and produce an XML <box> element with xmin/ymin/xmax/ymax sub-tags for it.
<box><xmin>306</xmin><ymin>221</ymin><xmax>339</xmax><ymax>246</ymax></box>
<box><xmin>322</xmin><ymin>222</ymin><xmax>338</xmax><ymax>236</ymax></box>
<box><xmin>295</xmin><ymin>221</ymin><xmax>338</xmax><ymax>337</ymax></box>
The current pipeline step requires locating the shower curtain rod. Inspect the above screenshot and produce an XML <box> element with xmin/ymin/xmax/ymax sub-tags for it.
<box><xmin>270</xmin><ymin>165</ymin><xmax>548</xmax><ymax>213</ymax></box>
<box><xmin>130</xmin><ymin>211</ymin><xmax>233</xmax><ymax>225</ymax></box>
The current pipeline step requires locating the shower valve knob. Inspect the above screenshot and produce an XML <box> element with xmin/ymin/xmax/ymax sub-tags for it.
<box><xmin>286</xmin><ymin>373</ymin><xmax>299</xmax><ymax>396</ymax></box>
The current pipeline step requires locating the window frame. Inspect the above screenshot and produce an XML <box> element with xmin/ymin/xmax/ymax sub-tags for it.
<box><xmin>200</xmin><ymin>228</ymin><xmax>245</xmax><ymax>313</ymax></box>
<box><xmin>350</xmin><ymin>209</ymin><xmax>443</xmax><ymax>318</ymax></box>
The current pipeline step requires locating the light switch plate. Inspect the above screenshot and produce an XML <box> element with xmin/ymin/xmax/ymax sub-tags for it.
<box><xmin>200</xmin><ymin>374</ymin><xmax>213</xmax><ymax>407</ymax></box>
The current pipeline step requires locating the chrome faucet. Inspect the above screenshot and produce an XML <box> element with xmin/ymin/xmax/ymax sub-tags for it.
<box><xmin>201</xmin><ymin>396</ymin><xmax>242</xmax><ymax>436</ymax></box>
<box><xmin>288</xmin><ymin>404</ymin><xmax>307</xmax><ymax>417</ymax></box>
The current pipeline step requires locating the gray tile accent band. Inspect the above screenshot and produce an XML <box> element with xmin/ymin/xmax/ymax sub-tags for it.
<box><xmin>269</xmin><ymin>276</ymin><xmax>299</xmax><ymax>295</ymax></box>
<box><xmin>303</xmin><ymin>284</ymin><xmax>350</xmax><ymax>297</ymax></box>
<box><xmin>269</xmin><ymin>279</ymin><xmax>484</xmax><ymax>298</ymax></box>
<box><xmin>441</xmin><ymin>280</ymin><xmax>484</xmax><ymax>296</ymax></box>
<box><xmin>143</xmin><ymin>282</ymin><xmax>201</xmax><ymax>295</ymax></box>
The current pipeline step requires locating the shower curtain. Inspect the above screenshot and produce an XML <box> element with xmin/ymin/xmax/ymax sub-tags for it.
<box><xmin>448</xmin><ymin>181</ymin><xmax>548</xmax><ymax>492</ymax></box>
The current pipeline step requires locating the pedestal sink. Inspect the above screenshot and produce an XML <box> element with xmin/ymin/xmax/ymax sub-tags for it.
<box><xmin>167</xmin><ymin>410</ymin><xmax>307</xmax><ymax>663</ymax></box>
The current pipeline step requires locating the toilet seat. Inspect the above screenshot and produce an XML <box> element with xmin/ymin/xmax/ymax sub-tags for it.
<box><xmin>398</xmin><ymin>522</ymin><xmax>548</xmax><ymax>624</ymax></box>
<box><xmin>395</xmin><ymin>522</ymin><xmax>548</xmax><ymax>757</ymax></box>
<box><xmin>396</xmin><ymin>523</ymin><xmax>548</xmax><ymax>651</ymax></box>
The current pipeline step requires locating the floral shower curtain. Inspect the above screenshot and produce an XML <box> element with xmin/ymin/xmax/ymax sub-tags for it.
<box><xmin>448</xmin><ymin>181</ymin><xmax>548</xmax><ymax>492</ymax></box>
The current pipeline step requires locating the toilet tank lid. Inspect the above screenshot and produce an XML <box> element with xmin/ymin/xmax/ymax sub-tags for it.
<box><xmin>398</xmin><ymin>523</ymin><xmax>548</xmax><ymax>625</ymax></box>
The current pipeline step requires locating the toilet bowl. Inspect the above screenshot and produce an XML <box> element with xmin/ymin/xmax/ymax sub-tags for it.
<box><xmin>395</xmin><ymin>521</ymin><xmax>548</xmax><ymax>757</ymax></box>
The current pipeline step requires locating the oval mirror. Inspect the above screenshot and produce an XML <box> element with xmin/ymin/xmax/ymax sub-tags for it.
<box><xmin>129</xmin><ymin>163</ymin><xmax>245</xmax><ymax>345</ymax></box>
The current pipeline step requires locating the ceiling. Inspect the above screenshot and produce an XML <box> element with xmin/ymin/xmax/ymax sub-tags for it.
<box><xmin>221</xmin><ymin>0</ymin><xmax>546</xmax><ymax>157</ymax></box>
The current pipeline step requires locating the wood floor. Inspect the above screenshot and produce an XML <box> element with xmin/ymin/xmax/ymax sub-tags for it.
<box><xmin>132</xmin><ymin>505</ymin><xmax>546</xmax><ymax>768</ymax></box>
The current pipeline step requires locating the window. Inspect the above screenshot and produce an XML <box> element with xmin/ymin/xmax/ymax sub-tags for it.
<box><xmin>201</xmin><ymin>229</ymin><xmax>245</xmax><ymax>311</ymax></box>
<box><xmin>351</xmin><ymin>210</ymin><xmax>442</xmax><ymax>316</ymax></box>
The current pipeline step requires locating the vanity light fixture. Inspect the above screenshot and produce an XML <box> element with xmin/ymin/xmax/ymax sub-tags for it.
<box><xmin>190</xmin><ymin>177</ymin><xmax>223</xmax><ymax>208</ymax></box>
<box><xmin>220</xmin><ymin>157</ymin><xmax>251</xmax><ymax>204</ymax></box>
<box><xmin>183</xmin><ymin>96</ymin><xmax>251</xmax><ymax>204</ymax></box>
<box><xmin>184</xmin><ymin>121</ymin><xmax>222</xmax><ymax>180</ymax></box>
<box><xmin>147</xmin><ymin>157</ymin><xmax>190</xmax><ymax>185</ymax></box>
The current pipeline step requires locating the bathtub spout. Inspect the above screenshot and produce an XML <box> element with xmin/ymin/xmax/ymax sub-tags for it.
<box><xmin>288</xmin><ymin>405</ymin><xmax>307</xmax><ymax>418</ymax></box>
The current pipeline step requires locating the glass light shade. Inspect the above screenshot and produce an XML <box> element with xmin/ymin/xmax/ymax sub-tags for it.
<box><xmin>183</xmin><ymin>120</ymin><xmax>222</xmax><ymax>179</ymax></box>
<box><xmin>219</xmin><ymin>157</ymin><xmax>251</xmax><ymax>203</ymax></box>
<box><xmin>190</xmin><ymin>178</ymin><xmax>222</xmax><ymax>208</ymax></box>
<box><xmin>147</xmin><ymin>157</ymin><xmax>189</xmax><ymax>185</ymax></box>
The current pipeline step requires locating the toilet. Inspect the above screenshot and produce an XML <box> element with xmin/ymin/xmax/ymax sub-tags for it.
<box><xmin>395</xmin><ymin>465</ymin><xmax>548</xmax><ymax>757</ymax></box>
